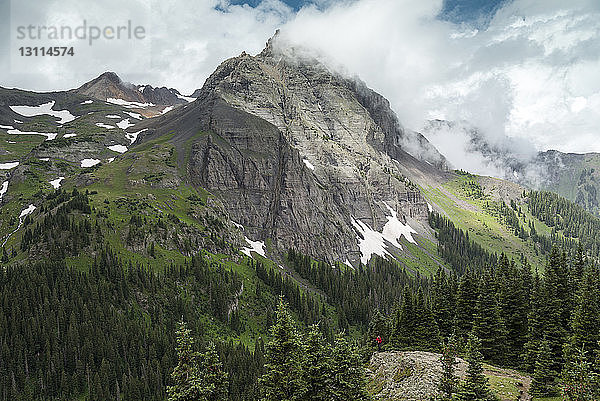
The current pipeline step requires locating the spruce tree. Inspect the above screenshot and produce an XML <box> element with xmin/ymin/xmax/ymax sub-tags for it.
<box><xmin>330</xmin><ymin>333</ymin><xmax>370</xmax><ymax>401</ymax></box>
<box><xmin>197</xmin><ymin>341</ymin><xmax>228</xmax><ymax>401</ymax></box>
<box><xmin>454</xmin><ymin>270</ymin><xmax>479</xmax><ymax>342</ymax></box>
<box><xmin>367</xmin><ymin>310</ymin><xmax>389</xmax><ymax>351</ymax></box>
<box><xmin>561</xmin><ymin>345</ymin><xmax>596</xmax><ymax>400</ymax></box>
<box><xmin>301</xmin><ymin>324</ymin><xmax>332</xmax><ymax>401</ymax></box>
<box><xmin>391</xmin><ymin>287</ymin><xmax>415</xmax><ymax>349</ymax></box>
<box><xmin>455</xmin><ymin>334</ymin><xmax>493</xmax><ymax>401</ymax></box>
<box><xmin>522</xmin><ymin>270</ymin><xmax>544</xmax><ymax>372</ymax></box>
<box><xmin>259</xmin><ymin>297</ymin><xmax>304</xmax><ymax>401</ymax></box>
<box><xmin>530</xmin><ymin>339</ymin><xmax>557</xmax><ymax>398</ymax></box>
<box><xmin>471</xmin><ymin>271</ymin><xmax>506</xmax><ymax>365</ymax></box>
<box><xmin>496</xmin><ymin>255</ymin><xmax>528</xmax><ymax>366</ymax></box>
<box><xmin>432</xmin><ymin>267</ymin><xmax>456</xmax><ymax>340</ymax></box>
<box><xmin>167</xmin><ymin>320</ymin><xmax>203</xmax><ymax>401</ymax></box>
<box><xmin>437</xmin><ymin>335</ymin><xmax>458</xmax><ymax>400</ymax></box>
<box><xmin>544</xmin><ymin>247</ymin><xmax>570</xmax><ymax>370</ymax></box>
<box><xmin>568</xmin><ymin>267</ymin><xmax>600</xmax><ymax>363</ymax></box>
<box><xmin>413</xmin><ymin>288</ymin><xmax>440</xmax><ymax>351</ymax></box>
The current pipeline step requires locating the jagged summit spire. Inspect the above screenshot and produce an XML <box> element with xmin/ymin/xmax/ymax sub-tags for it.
<box><xmin>259</xmin><ymin>29</ymin><xmax>281</xmax><ymax>58</ymax></box>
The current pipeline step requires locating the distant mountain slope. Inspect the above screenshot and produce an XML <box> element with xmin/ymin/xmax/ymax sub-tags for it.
<box><xmin>422</xmin><ymin>119</ymin><xmax>600</xmax><ymax>216</ymax></box>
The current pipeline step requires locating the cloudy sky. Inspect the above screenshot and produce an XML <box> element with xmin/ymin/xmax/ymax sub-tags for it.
<box><xmin>0</xmin><ymin>0</ymin><xmax>599</xmax><ymax>163</ymax></box>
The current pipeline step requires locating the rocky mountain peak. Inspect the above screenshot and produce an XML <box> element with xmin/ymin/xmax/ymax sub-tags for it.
<box><xmin>75</xmin><ymin>72</ymin><xmax>188</xmax><ymax>108</ymax></box>
<box><xmin>133</xmin><ymin>36</ymin><xmax>452</xmax><ymax>264</ymax></box>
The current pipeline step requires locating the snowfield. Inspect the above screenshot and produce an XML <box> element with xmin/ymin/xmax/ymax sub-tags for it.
<box><xmin>117</xmin><ymin>119</ymin><xmax>134</xmax><ymax>129</ymax></box>
<box><xmin>108</xmin><ymin>144</ymin><xmax>128</xmax><ymax>153</ymax></box>
<box><xmin>352</xmin><ymin>202</ymin><xmax>418</xmax><ymax>264</ymax></box>
<box><xmin>0</xmin><ymin>162</ymin><xmax>20</xmax><ymax>170</ymax></box>
<box><xmin>107</xmin><ymin>98</ymin><xmax>154</xmax><ymax>108</ymax></box>
<box><xmin>80</xmin><ymin>159</ymin><xmax>101</xmax><ymax>168</ymax></box>
<box><xmin>303</xmin><ymin>159</ymin><xmax>315</xmax><ymax>170</ymax></box>
<box><xmin>7</xmin><ymin>127</ymin><xmax>57</xmax><ymax>140</ymax></box>
<box><xmin>49</xmin><ymin>177</ymin><xmax>65</xmax><ymax>189</ymax></box>
<box><xmin>10</xmin><ymin>101</ymin><xmax>76</xmax><ymax>124</ymax></box>
<box><xmin>0</xmin><ymin>181</ymin><xmax>8</xmax><ymax>200</ymax></box>
<box><xmin>126</xmin><ymin>129</ymin><xmax>146</xmax><ymax>144</ymax></box>
<box><xmin>241</xmin><ymin>237</ymin><xmax>266</xmax><ymax>258</ymax></box>
<box><xmin>96</xmin><ymin>123</ymin><xmax>115</xmax><ymax>129</ymax></box>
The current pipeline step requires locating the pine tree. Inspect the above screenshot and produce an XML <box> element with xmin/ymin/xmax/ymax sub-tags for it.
<box><xmin>197</xmin><ymin>341</ymin><xmax>228</xmax><ymax>401</ymax></box>
<box><xmin>259</xmin><ymin>297</ymin><xmax>304</xmax><ymax>401</ymax></box>
<box><xmin>330</xmin><ymin>333</ymin><xmax>370</xmax><ymax>401</ymax></box>
<box><xmin>391</xmin><ymin>287</ymin><xmax>415</xmax><ymax>349</ymax></box>
<box><xmin>167</xmin><ymin>320</ymin><xmax>203</xmax><ymax>401</ymax></box>
<box><xmin>544</xmin><ymin>247</ymin><xmax>570</xmax><ymax>370</ymax></box>
<box><xmin>437</xmin><ymin>335</ymin><xmax>458</xmax><ymax>400</ymax></box>
<box><xmin>568</xmin><ymin>267</ymin><xmax>600</xmax><ymax>363</ymax></box>
<box><xmin>454</xmin><ymin>270</ymin><xmax>479</xmax><ymax>342</ymax></box>
<box><xmin>413</xmin><ymin>288</ymin><xmax>440</xmax><ymax>351</ymax></box>
<box><xmin>455</xmin><ymin>334</ymin><xmax>493</xmax><ymax>401</ymax></box>
<box><xmin>561</xmin><ymin>345</ymin><xmax>596</xmax><ymax>400</ymax></box>
<box><xmin>301</xmin><ymin>324</ymin><xmax>332</xmax><ymax>401</ymax></box>
<box><xmin>471</xmin><ymin>271</ymin><xmax>506</xmax><ymax>365</ymax></box>
<box><xmin>530</xmin><ymin>339</ymin><xmax>557</xmax><ymax>398</ymax></box>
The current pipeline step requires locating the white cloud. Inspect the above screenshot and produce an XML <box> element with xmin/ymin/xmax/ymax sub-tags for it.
<box><xmin>1</xmin><ymin>0</ymin><xmax>598</xmax><ymax>162</ymax></box>
<box><xmin>274</xmin><ymin>0</ymin><xmax>600</xmax><ymax>162</ymax></box>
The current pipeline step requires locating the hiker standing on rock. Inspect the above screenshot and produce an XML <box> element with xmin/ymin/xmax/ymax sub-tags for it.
<box><xmin>376</xmin><ymin>336</ymin><xmax>382</xmax><ymax>352</ymax></box>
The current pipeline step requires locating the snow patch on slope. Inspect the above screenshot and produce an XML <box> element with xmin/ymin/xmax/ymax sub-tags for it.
<box><xmin>96</xmin><ymin>123</ymin><xmax>115</xmax><ymax>129</ymax></box>
<box><xmin>107</xmin><ymin>98</ymin><xmax>154</xmax><ymax>108</ymax></box>
<box><xmin>352</xmin><ymin>202</ymin><xmax>418</xmax><ymax>264</ymax></box>
<box><xmin>49</xmin><ymin>177</ymin><xmax>65</xmax><ymax>189</ymax></box>
<box><xmin>0</xmin><ymin>162</ymin><xmax>19</xmax><ymax>169</ymax></box>
<box><xmin>125</xmin><ymin>112</ymin><xmax>142</xmax><ymax>120</ymax></box>
<box><xmin>108</xmin><ymin>144</ymin><xmax>128</xmax><ymax>153</ymax></box>
<box><xmin>382</xmin><ymin>202</ymin><xmax>417</xmax><ymax>246</ymax></box>
<box><xmin>303</xmin><ymin>159</ymin><xmax>315</xmax><ymax>170</ymax></box>
<box><xmin>126</xmin><ymin>128</ymin><xmax>146</xmax><ymax>144</ymax></box>
<box><xmin>117</xmin><ymin>119</ymin><xmax>134</xmax><ymax>129</ymax></box>
<box><xmin>177</xmin><ymin>94</ymin><xmax>196</xmax><ymax>102</ymax></box>
<box><xmin>7</xmin><ymin>128</ymin><xmax>57</xmax><ymax>140</ymax></box>
<box><xmin>10</xmin><ymin>101</ymin><xmax>76</xmax><ymax>124</ymax></box>
<box><xmin>19</xmin><ymin>204</ymin><xmax>36</xmax><ymax>219</ymax></box>
<box><xmin>0</xmin><ymin>181</ymin><xmax>8</xmax><ymax>201</ymax></box>
<box><xmin>241</xmin><ymin>237</ymin><xmax>266</xmax><ymax>258</ymax></box>
<box><xmin>80</xmin><ymin>158</ymin><xmax>101</xmax><ymax>168</ymax></box>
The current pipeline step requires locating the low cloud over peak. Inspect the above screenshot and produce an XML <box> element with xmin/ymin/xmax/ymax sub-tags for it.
<box><xmin>1</xmin><ymin>0</ymin><xmax>598</xmax><ymax>168</ymax></box>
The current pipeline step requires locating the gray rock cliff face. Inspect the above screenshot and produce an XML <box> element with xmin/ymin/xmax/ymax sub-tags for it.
<box><xmin>136</xmin><ymin>38</ymin><xmax>447</xmax><ymax>264</ymax></box>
